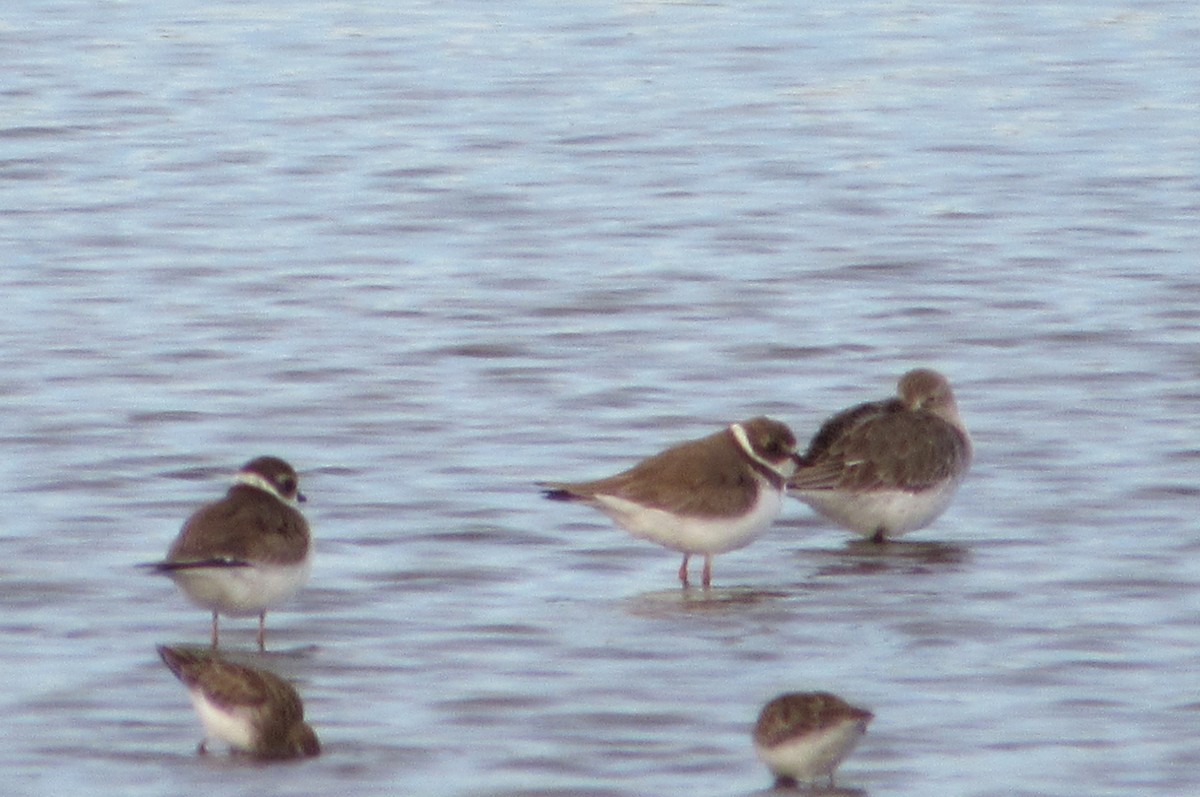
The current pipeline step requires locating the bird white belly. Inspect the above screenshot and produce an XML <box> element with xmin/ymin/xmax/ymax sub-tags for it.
<box><xmin>796</xmin><ymin>478</ymin><xmax>962</xmax><ymax>537</ymax></box>
<box><xmin>593</xmin><ymin>486</ymin><xmax>783</xmax><ymax>555</ymax></box>
<box><xmin>189</xmin><ymin>689</ymin><xmax>257</xmax><ymax>752</ymax></box>
<box><xmin>755</xmin><ymin>717</ymin><xmax>867</xmax><ymax>782</ymax></box>
<box><xmin>169</xmin><ymin>556</ymin><xmax>312</xmax><ymax>617</ymax></box>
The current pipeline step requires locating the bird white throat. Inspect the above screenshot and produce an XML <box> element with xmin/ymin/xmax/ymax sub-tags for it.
<box><xmin>234</xmin><ymin>470</ymin><xmax>301</xmax><ymax>507</ymax></box>
<box><xmin>729</xmin><ymin>421</ymin><xmax>797</xmax><ymax>482</ymax></box>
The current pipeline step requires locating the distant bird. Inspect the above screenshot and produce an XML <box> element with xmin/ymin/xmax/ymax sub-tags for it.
<box><xmin>157</xmin><ymin>644</ymin><xmax>320</xmax><ymax>760</ymax></box>
<box><xmin>789</xmin><ymin>368</ymin><xmax>971</xmax><ymax>542</ymax></box>
<box><xmin>753</xmin><ymin>691</ymin><xmax>873</xmax><ymax>788</ymax></box>
<box><xmin>541</xmin><ymin>417</ymin><xmax>798</xmax><ymax>587</ymax></box>
<box><xmin>145</xmin><ymin>456</ymin><xmax>312</xmax><ymax>650</ymax></box>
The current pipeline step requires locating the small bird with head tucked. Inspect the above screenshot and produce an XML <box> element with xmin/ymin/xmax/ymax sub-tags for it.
<box><xmin>753</xmin><ymin>691</ymin><xmax>872</xmax><ymax>788</ymax></box>
<box><xmin>789</xmin><ymin>368</ymin><xmax>971</xmax><ymax>543</ymax></box>
<box><xmin>157</xmin><ymin>644</ymin><xmax>320</xmax><ymax>760</ymax></box>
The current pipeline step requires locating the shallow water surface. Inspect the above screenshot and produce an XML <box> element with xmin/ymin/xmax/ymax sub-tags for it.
<box><xmin>2</xmin><ymin>1</ymin><xmax>1199</xmax><ymax>796</ymax></box>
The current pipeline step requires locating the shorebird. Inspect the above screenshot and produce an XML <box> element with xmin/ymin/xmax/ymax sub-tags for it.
<box><xmin>157</xmin><ymin>645</ymin><xmax>320</xmax><ymax>760</ymax></box>
<box><xmin>541</xmin><ymin>417</ymin><xmax>798</xmax><ymax>587</ymax></box>
<box><xmin>753</xmin><ymin>691</ymin><xmax>872</xmax><ymax>788</ymax></box>
<box><xmin>789</xmin><ymin>368</ymin><xmax>971</xmax><ymax>542</ymax></box>
<box><xmin>145</xmin><ymin>456</ymin><xmax>312</xmax><ymax>650</ymax></box>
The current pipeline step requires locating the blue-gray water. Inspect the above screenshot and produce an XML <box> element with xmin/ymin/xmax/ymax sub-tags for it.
<box><xmin>2</xmin><ymin>1</ymin><xmax>1198</xmax><ymax>795</ymax></box>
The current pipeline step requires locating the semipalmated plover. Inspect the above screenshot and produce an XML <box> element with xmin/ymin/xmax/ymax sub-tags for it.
<box><xmin>789</xmin><ymin>368</ymin><xmax>971</xmax><ymax>543</ymax></box>
<box><xmin>146</xmin><ymin>456</ymin><xmax>312</xmax><ymax>651</ymax></box>
<box><xmin>541</xmin><ymin>417</ymin><xmax>798</xmax><ymax>587</ymax></box>
<box><xmin>753</xmin><ymin>691</ymin><xmax>872</xmax><ymax>788</ymax></box>
<box><xmin>157</xmin><ymin>645</ymin><xmax>320</xmax><ymax>760</ymax></box>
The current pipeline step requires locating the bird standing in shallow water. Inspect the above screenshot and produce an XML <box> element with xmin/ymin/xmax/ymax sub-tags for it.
<box><xmin>789</xmin><ymin>369</ymin><xmax>971</xmax><ymax>543</ymax></box>
<box><xmin>145</xmin><ymin>456</ymin><xmax>312</xmax><ymax>650</ymax></box>
<box><xmin>541</xmin><ymin>417</ymin><xmax>799</xmax><ymax>587</ymax></box>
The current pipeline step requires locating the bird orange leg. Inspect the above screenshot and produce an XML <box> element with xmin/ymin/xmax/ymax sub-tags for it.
<box><xmin>702</xmin><ymin>555</ymin><xmax>713</xmax><ymax>588</ymax></box>
<box><xmin>257</xmin><ymin>611</ymin><xmax>267</xmax><ymax>652</ymax></box>
<box><xmin>678</xmin><ymin>555</ymin><xmax>690</xmax><ymax>586</ymax></box>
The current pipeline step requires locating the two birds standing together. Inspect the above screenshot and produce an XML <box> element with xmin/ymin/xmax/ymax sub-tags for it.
<box><xmin>542</xmin><ymin>367</ymin><xmax>972</xmax><ymax>587</ymax></box>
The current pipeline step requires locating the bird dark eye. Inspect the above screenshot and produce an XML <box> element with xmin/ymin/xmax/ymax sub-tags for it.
<box><xmin>770</xmin><ymin>434</ymin><xmax>796</xmax><ymax>456</ymax></box>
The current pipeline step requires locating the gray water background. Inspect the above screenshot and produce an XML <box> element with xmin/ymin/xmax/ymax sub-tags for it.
<box><xmin>1</xmin><ymin>1</ymin><xmax>1198</xmax><ymax>795</ymax></box>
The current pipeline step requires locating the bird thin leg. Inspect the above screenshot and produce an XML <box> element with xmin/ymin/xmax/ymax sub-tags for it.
<box><xmin>257</xmin><ymin>611</ymin><xmax>267</xmax><ymax>652</ymax></box>
<box><xmin>677</xmin><ymin>555</ymin><xmax>690</xmax><ymax>587</ymax></box>
<box><xmin>701</xmin><ymin>555</ymin><xmax>713</xmax><ymax>588</ymax></box>
<box><xmin>210</xmin><ymin>611</ymin><xmax>219</xmax><ymax>650</ymax></box>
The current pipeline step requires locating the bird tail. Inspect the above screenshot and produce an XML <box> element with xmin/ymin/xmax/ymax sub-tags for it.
<box><xmin>537</xmin><ymin>482</ymin><xmax>586</xmax><ymax>502</ymax></box>
<box><xmin>139</xmin><ymin>558</ymin><xmax>253</xmax><ymax>573</ymax></box>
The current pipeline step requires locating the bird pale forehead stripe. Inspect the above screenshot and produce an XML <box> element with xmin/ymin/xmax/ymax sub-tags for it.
<box><xmin>234</xmin><ymin>470</ymin><xmax>296</xmax><ymax>506</ymax></box>
<box><xmin>728</xmin><ymin>422</ymin><xmax>792</xmax><ymax>480</ymax></box>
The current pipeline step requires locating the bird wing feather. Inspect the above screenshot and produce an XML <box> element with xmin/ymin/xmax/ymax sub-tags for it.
<box><xmin>541</xmin><ymin>428</ymin><xmax>756</xmax><ymax>516</ymax></box>
<box><xmin>792</xmin><ymin>401</ymin><xmax>968</xmax><ymax>492</ymax></box>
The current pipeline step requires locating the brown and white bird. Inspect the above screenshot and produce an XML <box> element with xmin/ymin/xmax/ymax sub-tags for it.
<box><xmin>541</xmin><ymin>417</ymin><xmax>798</xmax><ymax>587</ymax></box>
<box><xmin>789</xmin><ymin>369</ymin><xmax>971</xmax><ymax>543</ymax></box>
<box><xmin>753</xmin><ymin>691</ymin><xmax>873</xmax><ymax>788</ymax></box>
<box><xmin>146</xmin><ymin>456</ymin><xmax>312</xmax><ymax>650</ymax></box>
<box><xmin>157</xmin><ymin>645</ymin><xmax>320</xmax><ymax>760</ymax></box>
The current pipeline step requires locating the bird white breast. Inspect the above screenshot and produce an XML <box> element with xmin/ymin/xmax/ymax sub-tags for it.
<box><xmin>755</xmin><ymin>717</ymin><xmax>867</xmax><ymax>782</ymax></box>
<box><xmin>169</xmin><ymin>555</ymin><xmax>313</xmax><ymax>617</ymax></box>
<box><xmin>188</xmin><ymin>689</ymin><xmax>257</xmax><ymax>753</ymax></box>
<box><xmin>591</xmin><ymin>482</ymin><xmax>783</xmax><ymax>555</ymax></box>
<box><xmin>795</xmin><ymin>477</ymin><xmax>963</xmax><ymax>537</ymax></box>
